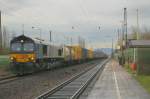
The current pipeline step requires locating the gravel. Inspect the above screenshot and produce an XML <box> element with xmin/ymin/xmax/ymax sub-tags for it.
<box><xmin>0</xmin><ymin>60</ymin><xmax>102</xmax><ymax>99</ymax></box>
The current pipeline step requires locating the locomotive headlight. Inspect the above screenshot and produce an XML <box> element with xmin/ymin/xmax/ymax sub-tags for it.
<box><xmin>30</xmin><ymin>57</ymin><xmax>35</xmax><ymax>61</ymax></box>
<box><xmin>31</xmin><ymin>57</ymin><xmax>34</xmax><ymax>60</ymax></box>
<box><xmin>10</xmin><ymin>57</ymin><xmax>14</xmax><ymax>60</ymax></box>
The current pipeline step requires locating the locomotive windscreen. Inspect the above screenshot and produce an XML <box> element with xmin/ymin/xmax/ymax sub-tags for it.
<box><xmin>11</xmin><ymin>43</ymin><xmax>22</xmax><ymax>51</ymax></box>
<box><xmin>23</xmin><ymin>43</ymin><xmax>34</xmax><ymax>51</ymax></box>
<box><xmin>11</xmin><ymin>42</ymin><xmax>34</xmax><ymax>52</ymax></box>
<box><xmin>10</xmin><ymin>35</ymin><xmax>35</xmax><ymax>52</ymax></box>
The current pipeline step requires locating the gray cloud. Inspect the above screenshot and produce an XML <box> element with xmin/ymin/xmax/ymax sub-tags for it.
<box><xmin>0</xmin><ymin>0</ymin><xmax>31</xmax><ymax>15</ymax></box>
<box><xmin>0</xmin><ymin>0</ymin><xmax>150</xmax><ymax>48</ymax></box>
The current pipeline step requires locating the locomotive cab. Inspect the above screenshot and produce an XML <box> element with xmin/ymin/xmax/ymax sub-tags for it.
<box><xmin>10</xmin><ymin>35</ymin><xmax>36</xmax><ymax>63</ymax></box>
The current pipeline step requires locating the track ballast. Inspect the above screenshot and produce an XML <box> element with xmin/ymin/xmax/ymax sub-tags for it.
<box><xmin>36</xmin><ymin>59</ymin><xmax>108</xmax><ymax>99</ymax></box>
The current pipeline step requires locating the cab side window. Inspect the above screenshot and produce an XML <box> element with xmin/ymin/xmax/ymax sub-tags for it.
<box><xmin>43</xmin><ymin>45</ymin><xmax>48</xmax><ymax>56</ymax></box>
<box><xmin>58</xmin><ymin>49</ymin><xmax>62</xmax><ymax>56</ymax></box>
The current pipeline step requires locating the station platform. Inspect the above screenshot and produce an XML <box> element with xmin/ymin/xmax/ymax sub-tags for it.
<box><xmin>86</xmin><ymin>60</ymin><xmax>150</xmax><ymax>99</ymax></box>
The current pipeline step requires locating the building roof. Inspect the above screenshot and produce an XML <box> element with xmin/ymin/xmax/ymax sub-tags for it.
<box><xmin>128</xmin><ymin>40</ymin><xmax>150</xmax><ymax>48</ymax></box>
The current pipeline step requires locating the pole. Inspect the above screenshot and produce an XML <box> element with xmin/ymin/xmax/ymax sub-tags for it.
<box><xmin>22</xmin><ymin>24</ymin><xmax>24</xmax><ymax>35</ymax></box>
<box><xmin>49</xmin><ymin>31</ymin><xmax>52</xmax><ymax>42</ymax></box>
<box><xmin>124</xmin><ymin>8</ymin><xmax>128</xmax><ymax>47</ymax></box>
<box><xmin>49</xmin><ymin>30</ymin><xmax>52</xmax><ymax>58</ymax></box>
<box><xmin>117</xmin><ymin>28</ymin><xmax>120</xmax><ymax>42</ymax></box>
<box><xmin>32</xmin><ymin>26</ymin><xmax>42</xmax><ymax>42</ymax></box>
<box><xmin>121</xmin><ymin>21</ymin><xmax>124</xmax><ymax>63</ymax></box>
<box><xmin>70</xmin><ymin>37</ymin><xmax>72</xmax><ymax>46</ymax></box>
<box><xmin>121</xmin><ymin>22</ymin><xmax>124</xmax><ymax>41</ymax></box>
<box><xmin>0</xmin><ymin>11</ymin><xmax>2</xmax><ymax>49</ymax></box>
<box><xmin>112</xmin><ymin>38</ymin><xmax>113</xmax><ymax>57</ymax></box>
<box><xmin>39</xmin><ymin>29</ymin><xmax>42</xmax><ymax>43</ymax></box>
<box><xmin>136</xmin><ymin>9</ymin><xmax>140</xmax><ymax>74</ymax></box>
<box><xmin>136</xmin><ymin>9</ymin><xmax>139</xmax><ymax>40</ymax></box>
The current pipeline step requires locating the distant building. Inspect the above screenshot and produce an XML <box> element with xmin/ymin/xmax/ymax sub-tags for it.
<box><xmin>126</xmin><ymin>40</ymin><xmax>150</xmax><ymax>75</ymax></box>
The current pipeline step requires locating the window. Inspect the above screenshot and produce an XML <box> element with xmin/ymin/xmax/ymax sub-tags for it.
<box><xmin>43</xmin><ymin>45</ymin><xmax>47</xmax><ymax>56</ymax></box>
<box><xmin>23</xmin><ymin>43</ymin><xmax>34</xmax><ymax>51</ymax></box>
<box><xmin>58</xmin><ymin>49</ymin><xmax>62</xmax><ymax>56</ymax></box>
<box><xmin>11</xmin><ymin>43</ymin><xmax>22</xmax><ymax>51</ymax></box>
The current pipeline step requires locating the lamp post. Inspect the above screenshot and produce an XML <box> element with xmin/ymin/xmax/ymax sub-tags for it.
<box><xmin>112</xmin><ymin>38</ymin><xmax>114</xmax><ymax>58</ymax></box>
<box><xmin>32</xmin><ymin>26</ymin><xmax>42</xmax><ymax>43</ymax></box>
<box><xmin>49</xmin><ymin>30</ymin><xmax>52</xmax><ymax>42</ymax></box>
<box><xmin>98</xmin><ymin>26</ymin><xmax>100</xmax><ymax>31</ymax></box>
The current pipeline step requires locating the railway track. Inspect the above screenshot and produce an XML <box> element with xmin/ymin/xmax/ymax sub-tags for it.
<box><xmin>0</xmin><ymin>75</ymin><xmax>18</xmax><ymax>84</ymax></box>
<box><xmin>0</xmin><ymin>60</ymin><xmax>101</xmax><ymax>85</ymax></box>
<box><xmin>36</xmin><ymin>59</ymin><xmax>108</xmax><ymax>99</ymax></box>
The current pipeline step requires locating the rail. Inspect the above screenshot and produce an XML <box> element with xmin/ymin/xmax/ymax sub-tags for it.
<box><xmin>36</xmin><ymin>59</ymin><xmax>109</xmax><ymax>99</ymax></box>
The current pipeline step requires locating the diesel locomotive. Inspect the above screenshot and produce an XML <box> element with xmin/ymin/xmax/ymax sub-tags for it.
<box><xmin>9</xmin><ymin>35</ymin><xmax>107</xmax><ymax>75</ymax></box>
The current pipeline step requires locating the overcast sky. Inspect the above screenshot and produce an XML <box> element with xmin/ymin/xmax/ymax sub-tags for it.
<box><xmin>0</xmin><ymin>0</ymin><xmax>150</xmax><ymax>48</ymax></box>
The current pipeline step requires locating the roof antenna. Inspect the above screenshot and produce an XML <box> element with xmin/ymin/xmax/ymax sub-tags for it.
<box><xmin>22</xmin><ymin>24</ymin><xmax>24</xmax><ymax>35</ymax></box>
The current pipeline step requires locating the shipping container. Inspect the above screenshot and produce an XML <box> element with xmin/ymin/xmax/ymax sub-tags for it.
<box><xmin>72</xmin><ymin>46</ymin><xmax>82</xmax><ymax>61</ymax></box>
<box><xmin>63</xmin><ymin>46</ymin><xmax>74</xmax><ymax>62</ymax></box>
<box><xmin>63</xmin><ymin>46</ymin><xmax>70</xmax><ymax>61</ymax></box>
<box><xmin>82</xmin><ymin>48</ymin><xmax>88</xmax><ymax>60</ymax></box>
<box><xmin>88</xmin><ymin>48</ymin><xmax>93</xmax><ymax>59</ymax></box>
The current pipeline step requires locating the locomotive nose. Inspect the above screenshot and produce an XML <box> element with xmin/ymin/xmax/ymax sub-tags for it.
<box><xmin>10</xmin><ymin>53</ymin><xmax>36</xmax><ymax>63</ymax></box>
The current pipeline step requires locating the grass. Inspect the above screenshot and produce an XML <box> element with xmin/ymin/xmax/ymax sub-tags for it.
<box><xmin>0</xmin><ymin>55</ymin><xmax>10</xmax><ymax>70</ymax></box>
<box><xmin>0</xmin><ymin>48</ymin><xmax>9</xmax><ymax>55</ymax></box>
<box><xmin>124</xmin><ymin>63</ymin><xmax>150</xmax><ymax>94</ymax></box>
<box><xmin>135</xmin><ymin>75</ymin><xmax>150</xmax><ymax>93</ymax></box>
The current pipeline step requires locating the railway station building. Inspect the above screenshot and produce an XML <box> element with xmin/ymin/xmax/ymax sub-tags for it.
<box><xmin>126</xmin><ymin>40</ymin><xmax>150</xmax><ymax>75</ymax></box>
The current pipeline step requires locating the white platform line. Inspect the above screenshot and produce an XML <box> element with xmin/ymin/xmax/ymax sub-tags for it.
<box><xmin>114</xmin><ymin>71</ymin><xmax>122</xmax><ymax>99</ymax></box>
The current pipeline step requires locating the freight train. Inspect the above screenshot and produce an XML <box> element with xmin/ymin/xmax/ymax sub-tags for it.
<box><xmin>9</xmin><ymin>35</ymin><xmax>107</xmax><ymax>75</ymax></box>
